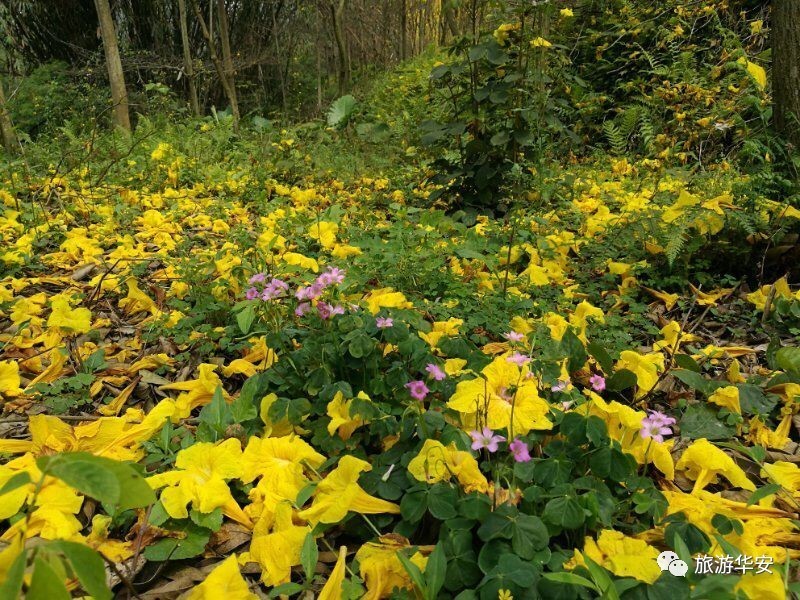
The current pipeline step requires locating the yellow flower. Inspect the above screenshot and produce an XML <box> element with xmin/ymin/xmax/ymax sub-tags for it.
<box><xmin>119</xmin><ymin>278</ymin><xmax>160</xmax><ymax>316</ymax></box>
<box><xmin>159</xmin><ymin>364</ymin><xmax>228</xmax><ymax>417</ymax></box>
<box><xmin>363</xmin><ymin>288</ymin><xmax>413</xmax><ymax>315</ymax></box>
<box><xmin>543</xmin><ymin>312</ymin><xmax>569</xmax><ymax>342</ymax></box>
<box><xmin>297</xmin><ymin>455</ymin><xmax>400</xmax><ymax>525</ymax></box>
<box><xmin>530</xmin><ymin>37</ymin><xmax>552</xmax><ymax>48</ymax></box>
<box><xmin>560</xmin><ymin>8</ymin><xmax>574</xmax><ymax>17</ymax></box>
<box><xmin>652</xmin><ymin>320</ymin><xmax>699</xmax><ymax>352</ymax></box>
<box><xmin>249</xmin><ymin>501</ymin><xmax>310</xmax><ymax>585</ymax></box>
<box><xmin>187</xmin><ymin>554</ymin><xmax>257</xmax><ymax>600</ymax></box>
<box><xmin>737</xmin><ymin>57</ymin><xmax>767</xmax><ymax>89</ymax></box>
<box><xmin>147</xmin><ymin>438</ymin><xmax>252</xmax><ymax>527</ymax></box>
<box><xmin>318</xmin><ymin>546</ymin><xmax>347</xmax><ymax>600</ymax></box>
<box><xmin>356</xmin><ymin>535</ymin><xmax>430</xmax><ymax>600</ymax></box>
<box><xmin>407</xmin><ymin>439</ymin><xmax>489</xmax><ymax>493</ymax></box>
<box><xmin>0</xmin><ymin>360</ymin><xmax>23</xmax><ymax>398</ymax></box>
<box><xmin>642</xmin><ymin>286</ymin><xmax>679</xmax><ymax>310</ymax></box>
<box><xmin>327</xmin><ymin>391</ymin><xmax>370</xmax><ymax>440</ymax></box>
<box><xmin>614</xmin><ymin>351</ymin><xmax>664</xmax><ymax>399</ymax></box>
<box><xmin>447</xmin><ymin>355</ymin><xmax>552</xmax><ymax>436</ymax></box>
<box><xmin>689</xmin><ymin>284</ymin><xmax>733</xmax><ymax>306</ymax></box>
<box><xmin>308</xmin><ymin>221</ymin><xmax>339</xmax><ymax>249</ymax></box>
<box><xmin>282</xmin><ymin>252</ymin><xmax>319</xmax><ymax>272</ymax></box>
<box><xmin>567</xmin><ymin>530</ymin><xmax>661</xmax><ymax>584</ymax></box>
<box><xmin>675</xmin><ymin>438</ymin><xmax>756</xmax><ymax>494</ymax></box>
<box><xmin>47</xmin><ymin>295</ymin><xmax>92</xmax><ymax>334</ymax></box>
<box><xmin>761</xmin><ymin>461</ymin><xmax>800</xmax><ymax>501</ymax></box>
<box><xmin>735</xmin><ymin>571</ymin><xmax>784</xmax><ymax>600</ymax></box>
<box><xmin>708</xmin><ymin>386</ymin><xmax>741</xmax><ymax>414</ymax></box>
<box><xmin>498</xmin><ymin>590</ymin><xmax>514</xmax><ymax>600</ymax></box>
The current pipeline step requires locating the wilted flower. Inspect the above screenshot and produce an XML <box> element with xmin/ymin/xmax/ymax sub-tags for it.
<box><xmin>589</xmin><ymin>374</ymin><xmax>606</xmax><ymax>392</ymax></box>
<box><xmin>405</xmin><ymin>380</ymin><xmax>429</xmax><ymax>401</ymax></box>
<box><xmin>425</xmin><ymin>363</ymin><xmax>446</xmax><ymax>381</ymax></box>
<box><xmin>469</xmin><ymin>427</ymin><xmax>506</xmax><ymax>453</ymax></box>
<box><xmin>509</xmin><ymin>438</ymin><xmax>531</xmax><ymax>462</ymax></box>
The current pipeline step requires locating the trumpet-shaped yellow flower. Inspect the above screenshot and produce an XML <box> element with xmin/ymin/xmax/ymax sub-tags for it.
<box><xmin>119</xmin><ymin>278</ymin><xmax>160</xmax><ymax>316</ymax></box>
<box><xmin>318</xmin><ymin>545</ymin><xmax>347</xmax><ymax>600</ymax></box>
<box><xmin>249</xmin><ymin>501</ymin><xmax>310</xmax><ymax>585</ymax></box>
<box><xmin>407</xmin><ymin>439</ymin><xmax>489</xmax><ymax>493</ymax></box>
<box><xmin>543</xmin><ymin>312</ymin><xmax>569</xmax><ymax>341</ymax></box>
<box><xmin>652</xmin><ymin>321</ymin><xmax>699</xmax><ymax>352</ymax></box>
<box><xmin>0</xmin><ymin>360</ymin><xmax>23</xmax><ymax>398</ymax></box>
<box><xmin>708</xmin><ymin>386</ymin><xmax>741</xmax><ymax>414</ymax></box>
<box><xmin>735</xmin><ymin>571</ymin><xmax>786</xmax><ymax>600</ymax></box>
<box><xmin>363</xmin><ymin>288</ymin><xmax>413</xmax><ymax>315</ymax></box>
<box><xmin>47</xmin><ymin>295</ymin><xmax>92</xmax><ymax>334</ymax></box>
<box><xmin>147</xmin><ymin>438</ymin><xmax>251</xmax><ymax>527</ymax></box>
<box><xmin>356</xmin><ymin>535</ymin><xmax>430</xmax><ymax>600</ymax></box>
<box><xmin>282</xmin><ymin>252</ymin><xmax>319</xmax><ymax>272</ymax></box>
<box><xmin>159</xmin><ymin>364</ymin><xmax>228</xmax><ymax>417</ymax></box>
<box><xmin>297</xmin><ymin>455</ymin><xmax>400</xmax><ymax>525</ymax></box>
<box><xmin>308</xmin><ymin>221</ymin><xmax>338</xmax><ymax>249</ymax></box>
<box><xmin>187</xmin><ymin>554</ymin><xmax>257</xmax><ymax>600</ymax></box>
<box><xmin>327</xmin><ymin>391</ymin><xmax>370</xmax><ymax>440</ymax></box>
<box><xmin>615</xmin><ymin>350</ymin><xmax>664</xmax><ymax>399</ymax></box>
<box><xmin>567</xmin><ymin>530</ymin><xmax>661</xmax><ymax>584</ymax></box>
<box><xmin>675</xmin><ymin>438</ymin><xmax>756</xmax><ymax>494</ymax></box>
<box><xmin>761</xmin><ymin>461</ymin><xmax>800</xmax><ymax>501</ymax></box>
<box><xmin>448</xmin><ymin>355</ymin><xmax>552</xmax><ymax>436</ymax></box>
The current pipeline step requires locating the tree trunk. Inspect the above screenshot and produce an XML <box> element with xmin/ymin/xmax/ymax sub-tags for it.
<box><xmin>94</xmin><ymin>0</ymin><xmax>131</xmax><ymax>132</ymax></box>
<box><xmin>773</xmin><ymin>0</ymin><xmax>800</xmax><ymax>147</ymax></box>
<box><xmin>330</xmin><ymin>0</ymin><xmax>349</xmax><ymax>96</ymax></box>
<box><xmin>0</xmin><ymin>77</ymin><xmax>17</xmax><ymax>153</ymax></box>
<box><xmin>400</xmin><ymin>0</ymin><xmax>407</xmax><ymax>60</ymax></box>
<box><xmin>192</xmin><ymin>0</ymin><xmax>239</xmax><ymax>131</ymax></box>
<box><xmin>443</xmin><ymin>1</ymin><xmax>459</xmax><ymax>41</ymax></box>
<box><xmin>216</xmin><ymin>0</ymin><xmax>240</xmax><ymax>126</ymax></box>
<box><xmin>177</xmin><ymin>0</ymin><xmax>200</xmax><ymax>116</ymax></box>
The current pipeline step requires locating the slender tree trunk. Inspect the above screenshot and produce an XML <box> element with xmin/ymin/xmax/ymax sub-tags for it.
<box><xmin>0</xmin><ymin>77</ymin><xmax>17</xmax><ymax>153</ymax></box>
<box><xmin>178</xmin><ymin>0</ymin><xmax>200</xmax><ymax>116</ymax></box>
<box><xmin>773</xmin><ymin>0</ymin><xmax>800</xmax><ymax>147</ymax></box>
<box><xmin>94</xmin><ymin>0</ymin><xmax>131</xmax><ymax>132</ymax></box>
<box><xmin>330</xmin><ymin>0</ymin><xmax>349</xmax><ymax>96</ymax></box>
<box><xmin>272</xmin><ymin>9</ymin><xmax>288</xmax><ymax>114</ymax></box>
<box><xmin>400</xmin><ymin>0</ymin><xmax>407</xmax><ymax>60</ymax></box>
<box><xmin>216</xmin><ymin>0</ymin><xmax>240</xmax><ymax>126</ymax></box>
<box><xmin>443</xmin><ymin>1</ymin><xmax>459</xmax><ymax>41</ymax></box>
<box><xmin>192</xmin><ymin>0</ymin><xmax>239</xmax><ymax>131</ymax></box>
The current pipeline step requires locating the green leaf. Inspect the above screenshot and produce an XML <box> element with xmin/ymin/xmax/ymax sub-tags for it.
<box><xmin>190</xmin><ymin>507</ymin><xmax>223</xmax><ymax>531</ymax></box>
<box><xmin>606</xmin><ymin>369</ymin><xmax>637</xmax><ymax>392</ymax></box>
<box><xmin>52</xmin><ymin>541</ymin><xmax>111</xmax><ymax>600</ymax></box>
<box><xmin>424</xmin><ymin>543</ymin><xmax>447</xmax><ymax>600</ymax></box>
<box><xmin>542</xmin><ymin>571</ymin><xmax>598</xmax><ymax>591</ymax></box>
<box><xmin>0</xmin><ymin>471</ymin><xmax>31</xmax><ymax>496</ymax></box>
<box><xmin>400</xmin><ymin>488</ymin><xmax>427</xmax><ymax>523</ymax></box>
<box><xmin>348</xmin><ymin>333</ymin><xmax>374</xmax><ymax>358</ymax></box>
<box><xmin>679</xmin><ymin>404</ymin><xmax>736</xmax><ymax>440</ymax></box>
<box><xmin>300</xmin><ymin>532</ymin><xmax>318</xmax><ymax>579</ymax></box>
<box><xmin>236</xmin><ymin>303</ymin><xmax>256</xmax><ymax>334</ymax></box>
<box><xmin>327</xmin><ymin>95</ymin><xmax>358</xmax><ymax>128</ymax></box>
<box><xmin>458</xmin><ymin>493</ymin><xmax>491</xmax><ymax>520</ymax></box>
<box><xmin>672</xmin><ymin>369</ymin><xmax>715</xmax><ymax>395</ymax></box>
<box><xmin>561</xmin><ymin>330</ymin><xmax>588</xmax><ymax>372</ymax></box>
<box><xmin>477</xmin><ymin>503</ymin><xmax>515</xmax><ymax>541</ymax></box>
<box><xmin>587</xmin><ymin>342</ymin><xmax>614</xmax><ymax>375</ymax></box>
<box><xmin>583</xmin><ymin>556</ymin><xmax>619</xmax><ymax>600</ymax></box>
<box><xmin>738</xmin><ymin>384</ymin><xmax>778</xmax><ymax>415</ymax></box>
<box><xmin>427</xmin><ymin>484</ymin><xmax>458</xmax><ymax>520</ymax></box>
<box><xmin>673</xmin><ymin>354</ymin><xmax>700</xmax><ymax>372</ymax></box>
<box><xmin>511</xmin><ymin>514</ymin><xmax>549</xmax><ymax>559</ymax></box>
<box><xmin>28</xmin><ymin>557</ymin><xmax>71</xmax><ymax>600</ymax></box>
<box><xmin>38</xmin><ymin>453</ymin><xmax>120</xmax><ymax>508</ymax></box>
<box><xmin>0</xmin><ymin>549</ymin><xmax>26</xmax><ymax>598</ymax></box>
<box><xmin>396</xmin><ymin>550</ymin><xmax>427</xmax><ymax>595</ymax></box>
<box><xmin>543</xmin><ymin>495</ymin><xmax>585</xmax><ymax>529</ymax></box>
<box><xmin>144</xmin><ymin>522</ymin><xmax>211</xmax><ymax>561</ymax></box>
<box><xmin>269</xmin><ymin>582</ymin><xmax>304</xmax><ymax>598</ymax></box>
<box><xmin>776</xmin><ymin>347</ymin><xmax>800</xmax><ymax>375</ymax></box>
<box><xmin>747</xmin><ymin>483</ymin><xmax>781</xmax><ymax>506</ymax></box>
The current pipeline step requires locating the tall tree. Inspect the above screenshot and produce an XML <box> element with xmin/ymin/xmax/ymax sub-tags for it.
<box><xmin>330</xmin><ymin>0</ymin><xmax>349</xmax><ymax>95</ymax></box>
<box><xmin>178</xmin><ymin>0</ymin><xmax>200</xmax><ymax>116</ymax></box>
<box><xmin>94</xmin><ymin>0</ymin><xmax>131</xmax><ymax>132</ymax></box>
<box><xmin>0</xmin><ymin>77</ymin><xmax>18</xmax><ymax>153</ymax></box>
<box><xmin>216</xmin><ymin>0</ymin><xmax>240</xmax><ymax>125</ymax></box>
<box><xmin>773</xmin><ymin>0</ymin><xmax>800</xmax><ymax>147</ymax></box>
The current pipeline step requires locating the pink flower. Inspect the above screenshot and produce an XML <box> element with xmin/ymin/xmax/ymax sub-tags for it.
<box><xmin>551</xmin><ymin>380</ymin><xmax>568</xmax><ymax>392</ymax></box>
<box><xmin>317</xmin><ymin>302</ymin><xmax>344</xmax><ymax>320</ymax></box>
<box><xmin>316</xmin><ymin>266</ymin><xmax>346</xmax><ymax>287</ymax></box>
<box><xmin>469</xmin><ymin>427</ymin><xmax>506</xmax><ymax>453</ymax></box>
<box><xmin>425</xmin><ymin>363</ymin><xmax>446</xmax><ymax>381</ymax></box>
<box><xmin>589</xmin><ymin>374</ymin><xmax>606</xmax><ymax>392</ymax></box>
<box><xmin>405</xmin><ymin>380</ymin><xmax>429</xmax><ymax>401</ymax></box>
<box><xmin>509</xmin><ymin>438</ymin><xmax>531</xmax><ymax>462</ymax></box>
<box><xmin>639</xmin><ymin>411</ymin><xmax>675</xmax><ymax>443</ymax></box>
<box><xmin>504</xmin><ymin>331</ymin><xmax>525</xmax><ymax>342</ymax></box>
<box><xmin>294</xmin><ymin>302</ymin><xmax>311</xmax><ymax>316</ymax></box>
<box><xmin>249</xmin><ymin>273</ymin><xmax>266</xmax><ymax>284</ymax></box>
<box><xmin>245</xmin><ymin>287</ymin><xmax>259</xmax><ymax>300</ymax></box>
<box><xmin>506</xmin><ymin>352</ymin><xmax>530</xmax><ymax>367</ymax></box>
<box><xmin>376</xmin><ymin>316</ymin><xmax>393</xmax><ymax>329</ymax></box>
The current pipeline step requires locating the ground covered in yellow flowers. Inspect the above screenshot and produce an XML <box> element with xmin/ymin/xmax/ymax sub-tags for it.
<box><xmin>1</xmin><ymin>127</ymin><xmax>800</xmax><ymax>600</ymax></box>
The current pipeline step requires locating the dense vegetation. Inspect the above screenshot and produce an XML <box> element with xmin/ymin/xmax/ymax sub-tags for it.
<box><xmin>1</xmin><ymin>1</ymin><xmax>799</xmax><ymax>599</ymax></box>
